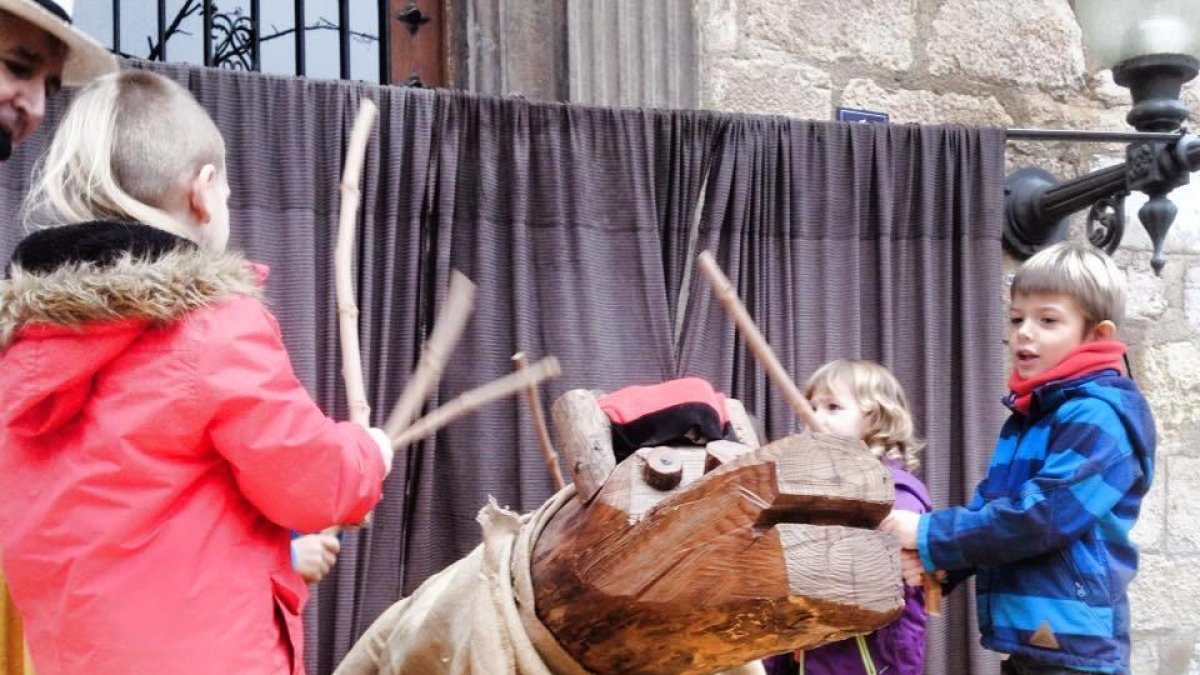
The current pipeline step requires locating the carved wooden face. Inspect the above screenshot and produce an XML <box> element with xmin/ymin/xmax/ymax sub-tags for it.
<box><xmin>533</xmin><ymin>389</ymin><xmax>903</xmax><ymax>675</ymax></box>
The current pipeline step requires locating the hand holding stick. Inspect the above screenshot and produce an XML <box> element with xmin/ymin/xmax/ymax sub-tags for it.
<box><xmin>924</xmin><ymin>576</ymin><xmax>943</xmax><ymax>617</ymax></box>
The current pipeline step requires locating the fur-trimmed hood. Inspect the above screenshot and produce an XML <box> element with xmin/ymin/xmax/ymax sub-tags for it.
<box><xmin>1</xmin><ymin>221</ymin><xmax>264</xmax><ymax>438</ymax></box>
<box><xmin>1</xmin><ymin>221</ymin><xmax>261</xmax><ymax>348</ymax></box>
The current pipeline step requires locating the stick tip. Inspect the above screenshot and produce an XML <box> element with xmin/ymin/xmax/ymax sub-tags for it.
<box><xmin>448</xmin><ymin>271</ymin><xmax>479</xmax><ymax>299</ymax></box>
<box><xmin>358</xmin><ymin>97</ymin><xmax>379</xmax><ymax>116</ymax></box>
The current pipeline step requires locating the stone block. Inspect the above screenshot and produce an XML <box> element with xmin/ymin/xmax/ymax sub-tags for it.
<box><xmin>1006</xmin><ymin>143</ymin><xmax>1089</xmax><ymax>186</ymax></box>
<box><xmin>928</xmin><ymin>0</ymin><xmax>1085</xmax><ymax>90</ymax></box>
<box><xmin>704</xmin><ymin>58</ymin><xmax>832</xmax><ymax>119</ymax></box>
<box><xmin>1125</xmin><ymin>267</ymin><xmax>1169</xmax><ymax>325</ymax></box>
<box><xmin>839</xmin><ymin>78</ymin><xmax>1012</xmax><ymax>126</ymax></box>
<box><xmin>1131</xmin><ymin>461</ymin><xmax>1167</xmax><ymax>554</ymax></box>
<box><xmin>1169</xmin><ymin>457</ymin><xmax>1200</xmax><ymax>554</ymax></box>
<box><xmin>1089</xmin><ymin>70</ymin><xmax>1132</xmax><ymax>110</ymax></box>
<box><xmin>1186</xmin><ymin>265</ymin><xmax>1200</xmax><ymax>335</ymax></box>
<box><xmin>1166</xmin><ymin>632</ymin><xmax>1200</xmax><ymax>674</ymax></box>
<box><xmin>1021</xmin><ymin>92</ymin><xmax>1131</xmax><ymax>133</ymax></box>
<box><xmin>1140</xmin><ymin>342</ymin><xmax>1200</xmax><ymax>445</ymax></box>
<box><xmin>697</xmin><ymin>0</ymin><xmax>738</xmax><ymax>55</ymax></box>
<box><xmin>739</xmin><ymin>0</ymin><xmax>916</xmax><ymax>71</ymax></box>
<box><xmin>1130</xmin><ymin>553</ymin><xmax>1200</xmax><ymax>632</ymax></box>
<box><xmin>1130</xmin><ymin>636</ymin><xmax>1158</xmax><ymax>675</ymax></box>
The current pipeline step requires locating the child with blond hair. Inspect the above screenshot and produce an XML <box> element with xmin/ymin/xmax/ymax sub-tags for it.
<box><xmin>0</xmin><ymin>70</ymin><xmax>394</xmax><ymax>675</ymax></box>
<box><xmin>883</xmin><ymin>241</ymin><xmax>1156</xmax><ymax>674</ymax></box>
<box><xmin>766</xmin><ymin>358</ymin><xmax>931</xmax><ymax>675</ymax></box>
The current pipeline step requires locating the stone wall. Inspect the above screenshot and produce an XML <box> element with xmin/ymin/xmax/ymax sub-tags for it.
<box><xmin>694</xmin><ymin>1</ymin><xmax>1200</xmax><ymax>672</ymax></box>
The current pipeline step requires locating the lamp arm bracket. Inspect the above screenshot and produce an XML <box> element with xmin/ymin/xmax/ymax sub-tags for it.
<box><xmin>1004</xmin><ymin>134</ymin><xmax>1200</xmax><ymax>271</ymax></box>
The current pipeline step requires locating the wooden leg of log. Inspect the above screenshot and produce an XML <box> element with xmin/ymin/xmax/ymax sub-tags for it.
<box><xmin>531</xmin><ymin>431</ymin><xmax>902</xmax><ymax>675</ymax></box>
<box><xmin>638</xmin><ymin>446</ymin><xmax>685</xmax><ymax>491</ymax></box>
<box><xmin>725</xmin><ymin>398</ymin><xmax>762</xmax><ymax>447</ymax></box>
<box><xmin>550</xmin><ymin>389</ymin><xmax>616</xmax><ymax>503</ymax></box>
<box><xmin>703</xmin><ymin>439</ymin><xmax>754</xmax><ymax>473</ymax></box>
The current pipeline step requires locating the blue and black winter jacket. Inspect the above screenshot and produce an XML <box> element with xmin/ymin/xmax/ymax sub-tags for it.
<box><xmin>917</xmin><ymin>370</ymin><xmax>1155</xmax><ymax>674</ymax></box>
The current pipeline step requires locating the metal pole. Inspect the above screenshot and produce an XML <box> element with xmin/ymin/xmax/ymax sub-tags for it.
<box><xmin>156</xmin><ymin>0</ymin><xmax>166</xmax><ymax>60</ymax></box>
<box><xmin>250</xmin><ymin>0</ymin><xmax>261</xmax><ymax>71</ymax></box>
<box><xmin>378</xmin><ymin>0</ymin><xmax>392</xmax><ymax>84</ymax></box>
<box><xmin>339</xmin><ymin>0</ymin><xmax>351</xmax><ymax>80</ymax></box>
<box><xmin>294</xmin><ymin>0</ymin><xmax>306</xmax><ymax>75</ymax></box>
<box><xmin>202</xmin><ymin>0</ymin><xmax>213</xmax><ymax>67</ymax></box>
<box><xmin>1005</xmin><ymin>128</ymin><xmax>1185</xmax><ymax>143</ymax></box>
<box><xmin>1004</xmin><ymin>134</ymin><xmax>1200</xmax><ymax>272</ymax></box>
<box><xmin>112</xmin><ymin>0</ymin><xmax>121</xmax><ymax>54</ymax></box>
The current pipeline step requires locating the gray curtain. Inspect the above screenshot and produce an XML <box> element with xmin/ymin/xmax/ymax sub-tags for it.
<box><xmin>0</xmin><ymin>62</ymin><xmax>1005</xmax><ymax>675</ymax></box>
<box><xmin>674</xmin><ymin>116</ymin><xmax>1007</xmax><ymax>675</ymax></box>
<box><xmin>399</xmin><ymin>92</ymin><xmax>725</xmax><ymax>599</ymax></box>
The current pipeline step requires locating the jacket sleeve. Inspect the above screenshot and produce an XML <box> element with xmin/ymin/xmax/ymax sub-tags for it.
<box><xmin>197</xmin><ymin>297</ymin><xmax>386</xmax><ymax>532</ymax></box>
<box><xmin>918</xmin><ymin>398</ymin><xmax>1142</xmax><ymax>573</ymax></box>
<box><xmin>894</xmin><ymin>482</ymin><xmax>930</xmax><ymax>515</ymax></box>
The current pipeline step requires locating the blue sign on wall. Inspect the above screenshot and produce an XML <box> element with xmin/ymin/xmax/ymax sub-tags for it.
<box><xmin>836</xmin><ymin>107</ymin><xmax>890</xmax><ymax>124</ymax></box>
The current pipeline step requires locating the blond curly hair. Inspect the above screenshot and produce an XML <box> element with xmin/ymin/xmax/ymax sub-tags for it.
<box><xmin>804</xmin><ymin>359</ymin><xmax>923</xmax><ymax>471</ymax></box>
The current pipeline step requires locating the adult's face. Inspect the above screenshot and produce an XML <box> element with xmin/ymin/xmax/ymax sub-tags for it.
<box><xmin>0</xmin><ymin>10</ymin><xmax>67</xmax><ymax>159</ymax></box>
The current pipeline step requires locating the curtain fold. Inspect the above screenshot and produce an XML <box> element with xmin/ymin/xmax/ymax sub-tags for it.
<box><xmin>674</xmin><ymin>116</ymin><xmax>1007</xmax><ymax>675</ymax></box>
<box><xmin>0</xmin><ymin>62</ymin><xmax>1005</xmax><ymax>675</ymax></box>
<box><xmin>400</xmin><ymin>92</ymin><xmax>722</xmax><ymax>596</ymax></box>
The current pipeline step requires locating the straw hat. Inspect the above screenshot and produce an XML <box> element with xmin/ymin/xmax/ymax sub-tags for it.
<box><xmin>0</xmin><ymin>0</ymin><xmax>117</xmax><ymax>84</ymax></box>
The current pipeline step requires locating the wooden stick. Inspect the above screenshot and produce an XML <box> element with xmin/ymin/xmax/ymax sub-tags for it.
<box><xmin>383</xmin><ymin>271</ymin><xmax>478</xmax><ymax>439</ymax></box>
<box><xmin>513</xmin><ymin>352</ymin><xmax>565</xmax><ymax>489</ymax></box>
<box><xmin>391</xmin><ymin>356</ymin><xmax>563</xmax><ymax>449</ymax></box>
<box><xmin>695</xmin><ymin>251</ymin><xmax>825</xmax><ymax>434</ymax></box>
<box><xmin>335</xmin><ymin>99</ymin><xmax>378</xmax><ymax>428</ymax></box>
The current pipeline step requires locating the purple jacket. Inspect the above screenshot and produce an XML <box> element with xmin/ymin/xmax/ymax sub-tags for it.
<box><xmin>764</xmin><ymin>461</ymin><xmax>931</xmax><ymax>675</ymax></box>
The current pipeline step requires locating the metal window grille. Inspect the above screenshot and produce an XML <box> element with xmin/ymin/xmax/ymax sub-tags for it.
<box><xmin>100</xmin><ymin>0</ymin><xmax>402</xmax><ymax>84</ymax></box>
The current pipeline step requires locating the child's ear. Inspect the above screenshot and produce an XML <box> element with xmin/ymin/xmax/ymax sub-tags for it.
<box><xmin>187</xmin><ymin>164</ymin><xmax>220</xmax><ymax>225</ymax></box>
<box><xmin>1088</xmin><ymin>319</ymin><xmax>1117</xmax><ymax>342</ymax></box>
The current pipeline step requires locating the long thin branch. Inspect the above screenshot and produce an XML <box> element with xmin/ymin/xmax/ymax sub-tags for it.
<box><xmin>146</xmin><ymin>0</ymin><xmax>201</xmax><ymax>61</ymax></box>
<box><xmin>260</xmin><ymin>19</ymin><xmax>379</xmax><ymax>45</ymax></box>
<box><xmin>391</xmin><ymin>357</ymin><xmax>563</xmax><ymax>449</ymax></box>
<box><xmin>513</xmin><ymin>352</ymin><xmax>565</xmax><ymax>489</ymax></box>
<box><xmin>695</xmin><ymin>251</ymin><xmax>824</xmax><ymax>434</ymax></box>
<box><xmin>336</xmin><ymin>99</ymin><xmax>378</xmax><ymax>428</ymax></box>
<box><xmin>383</xmin><ymin>271</ymin><xmax>478</xmax><ymax>439</ymax></box>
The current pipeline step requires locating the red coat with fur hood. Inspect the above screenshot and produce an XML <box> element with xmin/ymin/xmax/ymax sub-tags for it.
<box><xmin>0</xmin><ymin>222</ymin><xmax>386</xmax><ymax>674</ymax></box>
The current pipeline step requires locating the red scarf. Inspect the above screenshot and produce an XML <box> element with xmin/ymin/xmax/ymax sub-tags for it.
<box><xmin>1007</xmin><ymin>341</ymin><xmax>1126</xmax><ymax>415</ymax></box>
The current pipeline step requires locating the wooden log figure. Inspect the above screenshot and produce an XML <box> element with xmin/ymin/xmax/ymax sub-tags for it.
<box><xmin>337</xmin><ymin>389</ymin><xmax>903</xmax><ymax>675</ymax></box>
<box><xmin>531</xmin><ymin>390</ymin><xmax>902</xmax><ymax>674</ymax></box>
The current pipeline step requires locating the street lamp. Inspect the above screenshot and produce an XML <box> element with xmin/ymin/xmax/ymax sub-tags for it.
<box><xmin>1003</xmin><ymin>0</ymin><xmax>1200</xmax><ymax>273</ymax></box>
